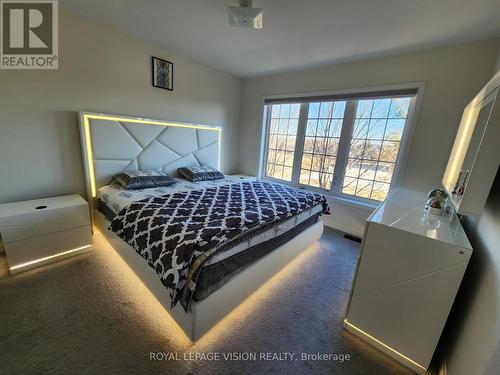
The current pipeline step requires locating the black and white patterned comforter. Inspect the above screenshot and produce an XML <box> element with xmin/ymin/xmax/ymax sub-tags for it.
<box><xmin>110</xmin><ymin>180</ymin><xmax>330</xmax><ymax>310</ymax></box>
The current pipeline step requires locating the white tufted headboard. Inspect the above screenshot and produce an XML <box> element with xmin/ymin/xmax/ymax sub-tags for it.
<box><xmin>78</xmin><ymin>112</ymin><xmax>221</xmax><ymax>206</ymax></box>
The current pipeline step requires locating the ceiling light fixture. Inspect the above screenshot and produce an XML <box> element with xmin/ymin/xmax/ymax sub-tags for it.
<box><xmin>226</xmin><ymin>0</ymin><xmax>263</xmax><ymax>29</ymax></box>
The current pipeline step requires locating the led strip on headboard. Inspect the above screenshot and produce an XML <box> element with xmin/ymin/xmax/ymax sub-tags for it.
<box><xmin>79</xmin><ymin>112</ymin><xmax>222</xmax><ymax>200</ymax></box>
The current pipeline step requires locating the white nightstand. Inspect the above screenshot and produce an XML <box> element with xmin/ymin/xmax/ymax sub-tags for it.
<box><xmin>0</xmin><ymin>195</ymin><xmax>92</xmax><ymax>274</ymax></box>
<box><xmin>228</xmin><ymin>174</ymin><xmax>258</xmax><ymax>182</ymax></box>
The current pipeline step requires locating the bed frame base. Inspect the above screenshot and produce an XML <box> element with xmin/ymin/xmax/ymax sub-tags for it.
<box><xmin>95</xmin><ymin>212</ymin><xmax>323</xmax><ymax>341</ymax></box>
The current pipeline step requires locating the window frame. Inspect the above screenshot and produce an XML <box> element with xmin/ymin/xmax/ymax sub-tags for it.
<box><xmin>259</xmin><ymin>83</ymin><xmax>424</xmax><ymax>207</ymax></box>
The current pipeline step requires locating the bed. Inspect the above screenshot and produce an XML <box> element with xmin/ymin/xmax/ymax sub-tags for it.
<box><xmin>79</xmin><ymin>112</ymin><xmax>328</xmax><ymax>340</ymax></box>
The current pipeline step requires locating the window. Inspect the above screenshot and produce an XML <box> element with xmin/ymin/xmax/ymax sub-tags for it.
<box><xmin>299</xmin><ymin>101</ymin><xmax>346</xmax><ymax>190</ymax></box>
<box><xmin>266</xmin><ymin>103</ymin><xmax>300</xmax><ymax>181</ymax></box>
<box><xmin>343</xmin><ymin>97</ymin><xmax>411</xmax><ymax>201</ymax></box>
<box><xmin>262</xmin><ymin>90</ymin><xmax>416</xmax><ymax>202</ymax></box>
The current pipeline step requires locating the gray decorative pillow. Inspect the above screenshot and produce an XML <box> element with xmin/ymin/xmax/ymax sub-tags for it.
<box><xmin>178</xmin><ymin>166</ymin><xmax>224</xmax><ymax>182</ymax></box>
<box><xmin>112</xmin><ymin>170</ymin><xmax>176</xmax><ymax>190</ymax></box>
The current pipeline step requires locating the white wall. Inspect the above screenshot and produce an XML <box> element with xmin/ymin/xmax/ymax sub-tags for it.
<box><xmin>0</xmin><ymin>11</ymin><xmax>242</xmax><ymax>203</ymax></box>
<box><xmin>496</xmin><ymin>49</ymin><xmax>500</xmax><ymax>72</ymax></box>
<box><xmin>439</xmin><ymin>50</ymin><xmax>500</xmax><ymax>375</ymax></box>
<box><xmin>440</xmin><ymin>172</ymin><xmax>500</xmax><ymax>375</ymax></box>
<box><xmin>238</xmin><ymin>39</ymin><xmax>499</xmax><ymax>235</ymax></box>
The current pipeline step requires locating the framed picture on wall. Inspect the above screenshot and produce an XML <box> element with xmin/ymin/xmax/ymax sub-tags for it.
<box><xmin>152</xmin><ymin>56</ymin><xmax>173</xmax><ymax>91</ymax></box>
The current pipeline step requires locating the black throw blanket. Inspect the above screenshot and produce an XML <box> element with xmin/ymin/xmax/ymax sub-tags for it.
<box><xmin>110</xmin><ymin>181</ymin><xmax>330</xmax><ymax>309</ymax></box>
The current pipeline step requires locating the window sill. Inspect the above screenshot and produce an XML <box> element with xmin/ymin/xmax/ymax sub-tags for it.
<box><xmin>325</xmin><ymin>194</ymin><xmax>379</xmax><ymax>211</ymax></box>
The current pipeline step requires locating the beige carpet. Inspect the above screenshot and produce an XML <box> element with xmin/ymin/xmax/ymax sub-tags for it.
<box><xmin>0</xmin><ymin>227</ymin><xmax>417</xmax><ymax>375</ymax></box>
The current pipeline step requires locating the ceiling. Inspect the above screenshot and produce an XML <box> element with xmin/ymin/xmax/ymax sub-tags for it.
<box><xmin>61</xmin><ymin>0</ymin><xmax>500</xmax><ymax>78</ymax></box>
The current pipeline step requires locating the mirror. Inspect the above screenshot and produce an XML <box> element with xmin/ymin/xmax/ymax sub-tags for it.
<box><xmin>460</xmin><ymin>93</ymin><xmax>495</xmax><ymax>180</ymax></box>
<box><xmin>442</xmin><ymin>72</ymin><xmax>500</xmax><ymax>216</ymax></box>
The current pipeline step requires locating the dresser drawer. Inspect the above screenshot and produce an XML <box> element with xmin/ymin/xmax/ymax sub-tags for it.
<box><xmin>5</xmin><ymin>225</ymin><xmax>92</xmax><ymax>274</ymax></box>
<box><xmin>0</xmin><ymin>196</ymin><xmax>90</xmax><ymax>243</ymax></box>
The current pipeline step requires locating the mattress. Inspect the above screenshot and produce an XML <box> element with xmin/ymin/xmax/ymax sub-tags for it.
<box><xmin>99</xmin><ymin>181</ymin><xmax>322</xmax><ymax>266</ymax></box>
<box><xmin>192</xmin><ymin>211</ymin><xmax>321</xmax><ymax>302</ymax></box>
<box><xmin>98</xmin><ymin>175</ymin><xmax>248</xmax><ymax>216</ymax></box>
<box><xmin>99</xmin><ymin>178</ymin><xmax>326</xmax><ymax>308</ymax></box>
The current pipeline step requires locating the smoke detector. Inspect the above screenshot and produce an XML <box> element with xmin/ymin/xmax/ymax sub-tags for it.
<box><xmin>226</xmin><ymin>0</ymin><xmax>263</xmax><ymax>29</ymax></box>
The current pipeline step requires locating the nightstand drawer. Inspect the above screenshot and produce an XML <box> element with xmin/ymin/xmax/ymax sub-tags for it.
<box><xmin>0</xmin><ymin>195</ymin><xmax>90</xmax><ymax>243</ymax></box>
<box><xmin>228</xmin><ymin>174</ymin><xmax>257</xmax><ymax>182</ymax></box>
<box><xmin>5</xmin><ymin>225</ymin><xmax>92</xmax><ymax>274</ymax></box>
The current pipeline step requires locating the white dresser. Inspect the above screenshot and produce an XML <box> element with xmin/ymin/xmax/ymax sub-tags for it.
<box><xmin>344</xmin><ymin>188</ymin><xmax>472</xmax><ymax>374</ymax></box>
<box><xmin>0</xmin><ymin>195</ymin><xmax>92</xmax><ymax>274</ymax></box>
